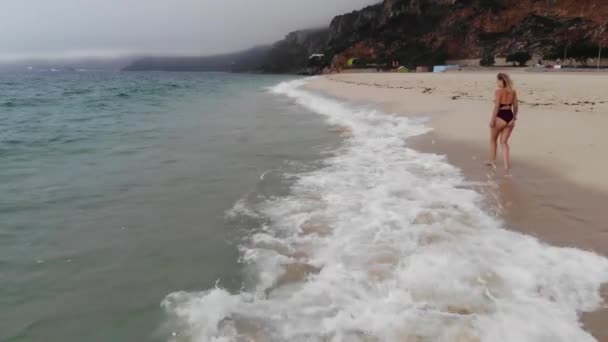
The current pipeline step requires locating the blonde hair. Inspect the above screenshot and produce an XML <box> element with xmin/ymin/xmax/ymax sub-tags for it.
<box><xmin>497</xmin><ymin>73</ymin><xmax>514</xmax><ymax>92</ymax></box>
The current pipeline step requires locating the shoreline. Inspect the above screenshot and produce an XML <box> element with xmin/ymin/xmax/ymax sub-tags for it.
<box><xmin>413</xmin><ymin>133</ymin><xmax>608</xmax><ymax>340</ymax></box>
<box><xmin>305</xmin><ymin>72</ymin><xmax>608</xmax><ymax>341</ymax></box>
<box><xmin>306</xmin><ymin>71</ymin><xmax>608</xmax><ymax>191</ymax></box>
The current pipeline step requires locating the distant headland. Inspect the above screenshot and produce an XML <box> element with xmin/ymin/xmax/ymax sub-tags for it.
<box><xmin>123</xmin><ymin>0</ymin><xmax>607</xmax><ymax>74</ymax></box>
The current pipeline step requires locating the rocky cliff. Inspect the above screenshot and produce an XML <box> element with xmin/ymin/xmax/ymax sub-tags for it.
<box><xmin>124</xmin><ymin>0</ymin><xmax>607</xmax><ymax>73</ymax></box>
<box><xmin>325</xmin><ymin>0</ymin><xmax>608</xmax><ymax>69</ymax></box>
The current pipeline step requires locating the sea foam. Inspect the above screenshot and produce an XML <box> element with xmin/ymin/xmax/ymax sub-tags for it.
<box><xmin>162</xmin><ymin>78</ymin><xmax>608</xmax><ymax>342</ymax></box>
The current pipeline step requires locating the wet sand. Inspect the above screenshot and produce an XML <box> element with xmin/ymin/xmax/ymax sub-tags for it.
<box><xmin>414</xmin><ymin>134</ymin><xmax>608</xmax><ymax>341</ymax></box>
<box><xmin>306</xmin><ymin>71</ymin><xmax>608</xmax><ymax>341</ymax></box>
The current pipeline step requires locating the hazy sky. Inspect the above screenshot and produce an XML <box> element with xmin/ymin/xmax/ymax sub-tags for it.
<box><xmin>0</xmin><ymin>0</ymin><xmax>379</xmax><ymax>61</ymax></box>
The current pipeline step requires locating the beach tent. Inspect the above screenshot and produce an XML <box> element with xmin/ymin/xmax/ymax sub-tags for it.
<box><xmin>347</xmin><ymin>58</ymin><xmax>359</xmax><ymax>67</ymax></box>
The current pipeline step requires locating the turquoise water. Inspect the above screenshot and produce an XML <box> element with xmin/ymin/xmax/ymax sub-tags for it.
<box><xmin>0</xmin><ymin>72</ymin><xmax>338</xmax><ymax>341</ymax></box>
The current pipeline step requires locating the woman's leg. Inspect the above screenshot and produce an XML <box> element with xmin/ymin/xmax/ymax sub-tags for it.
<box><xmin>488</xmin><ymin>119</ymin><xmax>507</xmax><ymax>166</ymax></box>
<box><xmin>500</xmin><ymin>124</ymin><xmax>515</xmax><ymax>170</ymax></box>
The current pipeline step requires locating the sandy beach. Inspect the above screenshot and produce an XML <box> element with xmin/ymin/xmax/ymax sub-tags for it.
<box><xmin>306</xmin><ymin>70</ymin><xmax>608</xmax><ymax>341</ymax></box>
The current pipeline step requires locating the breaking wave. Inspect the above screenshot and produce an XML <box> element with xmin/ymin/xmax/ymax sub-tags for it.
<box><xmin>162</xmin><ymin>78</ymin><xmax>608</xmax><ymax>342</ymax></box>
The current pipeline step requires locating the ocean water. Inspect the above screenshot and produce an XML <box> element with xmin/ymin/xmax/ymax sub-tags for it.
<box><xmin>2</xmin><ymin>73</ymin><xmax>608</xmax><ymax>342</ymax></box>
<box><xmin>0</xmin><ymin>72</ymin><xmax>340</xmax><ymax>341</ymax></box>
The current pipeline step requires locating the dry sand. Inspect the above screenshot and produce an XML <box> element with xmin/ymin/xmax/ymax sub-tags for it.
<box><xmin>307</xmin><ymin>71</ymin><xmax>608</xmax><ymax>191</ymax></box>
<box><xmin>305</xmin><ymin>70</ymin><xmax>608</xmax><ymax>341</ymax></box>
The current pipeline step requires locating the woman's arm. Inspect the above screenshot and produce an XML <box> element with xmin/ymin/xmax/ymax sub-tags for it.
<box><xmin>490</xmin><ymin>90</ymin><xmax>500</xmax><ymax>127</ymax></box>
<box><xmin>513</xmin><ymin>91</ymin><xmax>519</xmax><ymax>119</ymax></box>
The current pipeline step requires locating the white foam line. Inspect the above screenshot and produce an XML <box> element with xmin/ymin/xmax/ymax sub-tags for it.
<box><xmin>163</xmin><ymin>78</ymin><xmax>608</xmax><ymax>342</ymax></box>
<box><xmin>260</xmin><ymin>169</ymin><xmax>280</xmax><ymax>181</ymax></box>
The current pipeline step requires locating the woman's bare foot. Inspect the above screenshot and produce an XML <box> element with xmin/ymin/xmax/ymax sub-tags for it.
<box><xmin>485</xmin><ymin>161</ymin><xmax>497</xmax><ymax>169</ymax></box>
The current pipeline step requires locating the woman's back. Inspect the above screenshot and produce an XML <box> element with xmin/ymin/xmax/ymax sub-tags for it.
<box><xmin>496</xmin><ymin>88</ymin><xmax>516</xmax><ymax>105</ymax></box>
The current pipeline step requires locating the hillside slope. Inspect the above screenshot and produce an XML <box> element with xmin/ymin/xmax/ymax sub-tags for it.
<box><xmin>326</xmin><ymin>0</ymin><xmax>607</xmax><ymax>68</ymax></box>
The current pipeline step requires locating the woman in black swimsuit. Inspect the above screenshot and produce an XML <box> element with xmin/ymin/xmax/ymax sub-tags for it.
<box><xmin>488</xmin><ymin>73</ymin><xmax>518</xmax><ymax>171</ymax></box>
